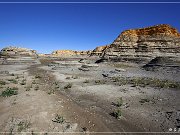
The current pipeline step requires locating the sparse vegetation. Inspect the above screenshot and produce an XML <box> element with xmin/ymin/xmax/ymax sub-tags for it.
<box><xmin>17</xmin><ymin>120</ymin><xmax>31</xmax><ymax>132</ymax></box>
<box><xmin>0</xmin><ymin>80</ymin><xmax>6</xmax><ymax>85</ymax></box>
<box><xmin>52</xmin><ymin>114</ymin><xmax>65</xmax><ymax>124</ymax></box>
<box><xmin>8</xmin><ymin>78</ymin><xmax>18</xmax><ymax>84</ymax></box>
<box><xmin>1</xmin><ymin>87</ymin><xmax>18</xmax><ymax>97</ymax></box>
<box><xmin>116</xmin><ymin>97</ymin><xmax>123</xmax><ymax>107</ymax></box>
<box><xmin>111</xmin><ymin>77</ymin><xmax>180</xmax><ymax>89</ymax></box>
<box><xmin>95</xmin><ymin>80</ymin><xmax>106</xmax><ymax>85</ymax></box>
<box><xmin>64</xmin><ymin>83</ymin><xmax>72</xmax><ymax>89</ymax></box>
<box><xmin>111</xmin><ymin>109</ymin><xmax>122</xmax><ymax>119</ymax></box>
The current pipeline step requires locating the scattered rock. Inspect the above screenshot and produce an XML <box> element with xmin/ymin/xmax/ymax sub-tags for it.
<box><xmin>81</xmin><ymin>64</ymin><xmax>99</xmax><ymax>68</ymax></box>
<box><xmin>115</xmin><ymin>68</ymin><xmax>126</xmax><ymax>72</ymax></box>
<box><xmin>78</xmin><ymin>67</ymin><xmax>90</xmax><ymax>71</ymax></box>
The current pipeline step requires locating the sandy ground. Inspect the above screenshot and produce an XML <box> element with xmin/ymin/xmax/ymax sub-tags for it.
<box><xmin>0</xmin><ymin>57</ymin><xmax>180</xmax><ymax>134</ymax></box>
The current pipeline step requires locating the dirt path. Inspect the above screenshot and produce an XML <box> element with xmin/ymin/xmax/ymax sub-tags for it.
<box><xmin>28</xmin><ymin>65</ymin><xmax>116</xmax><ymax>134</ymax></box>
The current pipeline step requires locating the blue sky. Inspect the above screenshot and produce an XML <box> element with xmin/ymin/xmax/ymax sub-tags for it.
<box><xmin>0</xmin><ymin>1</ymin><xmax>179</xmax><ymax>53</ymax></box>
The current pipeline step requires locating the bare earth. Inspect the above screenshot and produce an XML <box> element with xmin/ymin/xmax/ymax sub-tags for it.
<box><xmin>0</xmin><ymin>57</ymin><xmax>180</xmax><ymax>135</ymax></box>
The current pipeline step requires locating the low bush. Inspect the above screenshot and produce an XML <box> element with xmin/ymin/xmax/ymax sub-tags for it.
<box><xmin>1</xmin><ymin>87</ymin><xmax>18</xmax><ymax>97</ymax></box>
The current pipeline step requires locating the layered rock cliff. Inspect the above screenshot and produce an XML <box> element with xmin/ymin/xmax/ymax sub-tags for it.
<box><xmin>91</xmin><ymin>45</ymin><xmax>110</xmax><ymax>56</ymax></box>
<box><xmin>103</xmin><ymin>24</ymin><xmax>180</xmax><ymax>57</ymax></box>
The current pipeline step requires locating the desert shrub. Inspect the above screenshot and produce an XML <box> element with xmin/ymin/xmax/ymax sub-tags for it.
<box><xmin>64</xmin><ymin>83</ymin><xmax>72</xmax><ymax>89</ymax></box>
<box><xmin>52</xmin><ymin>114</ymin><xmax>65</xmax><ymax>124</ymax></box>
<box><xmin>1</xmin><ymin>87</ymin><xmax>18</xmax><ymax>97</ymax></box>
<box><xmin>111</xmin><ymin>109</ymin><xmax>122</xmax><ymax>119</ymax></box>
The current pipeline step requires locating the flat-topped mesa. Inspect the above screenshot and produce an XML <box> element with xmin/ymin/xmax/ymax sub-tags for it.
<box><xmin>104</xmin><ymin>24</ymin><xmax>180</xmax><ymax>57</ymax></box>
<box><xmin>0</xmin><ymin>46</ymin><xmax>37</xmax><ymax>57</ymax></box>
<box><xmin>52</xmin><ymin>50</ymin><xmax>76</xmax><ymax>56</ymax></box>
<box><xmin>51</xmin><ymin>50</ymin><xmax>91</xmax><ymax>57</ymax></box>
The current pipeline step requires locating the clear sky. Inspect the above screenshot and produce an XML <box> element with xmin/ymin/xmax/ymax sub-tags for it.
<box><xmin>0</xmin><ymin>0</ymin><xmax>179</xmax><ymax>54</ymax></box>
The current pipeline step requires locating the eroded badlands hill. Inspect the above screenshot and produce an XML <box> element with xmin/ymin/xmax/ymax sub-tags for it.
<box><xmin>0</xmin><ymin>46</ymin><xmax>37</xmax><ymax>57</ymax></box>
<box><xmin>103</xmin><ymin>24</ymin><xmax>180</xmax><ymax>57</ymax></box>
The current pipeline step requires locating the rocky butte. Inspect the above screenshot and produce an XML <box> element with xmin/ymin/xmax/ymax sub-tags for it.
<box><xmin>102</xmin><ymin>24</ymin><xmax>180</xmax><ymax>58</ymax></box>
